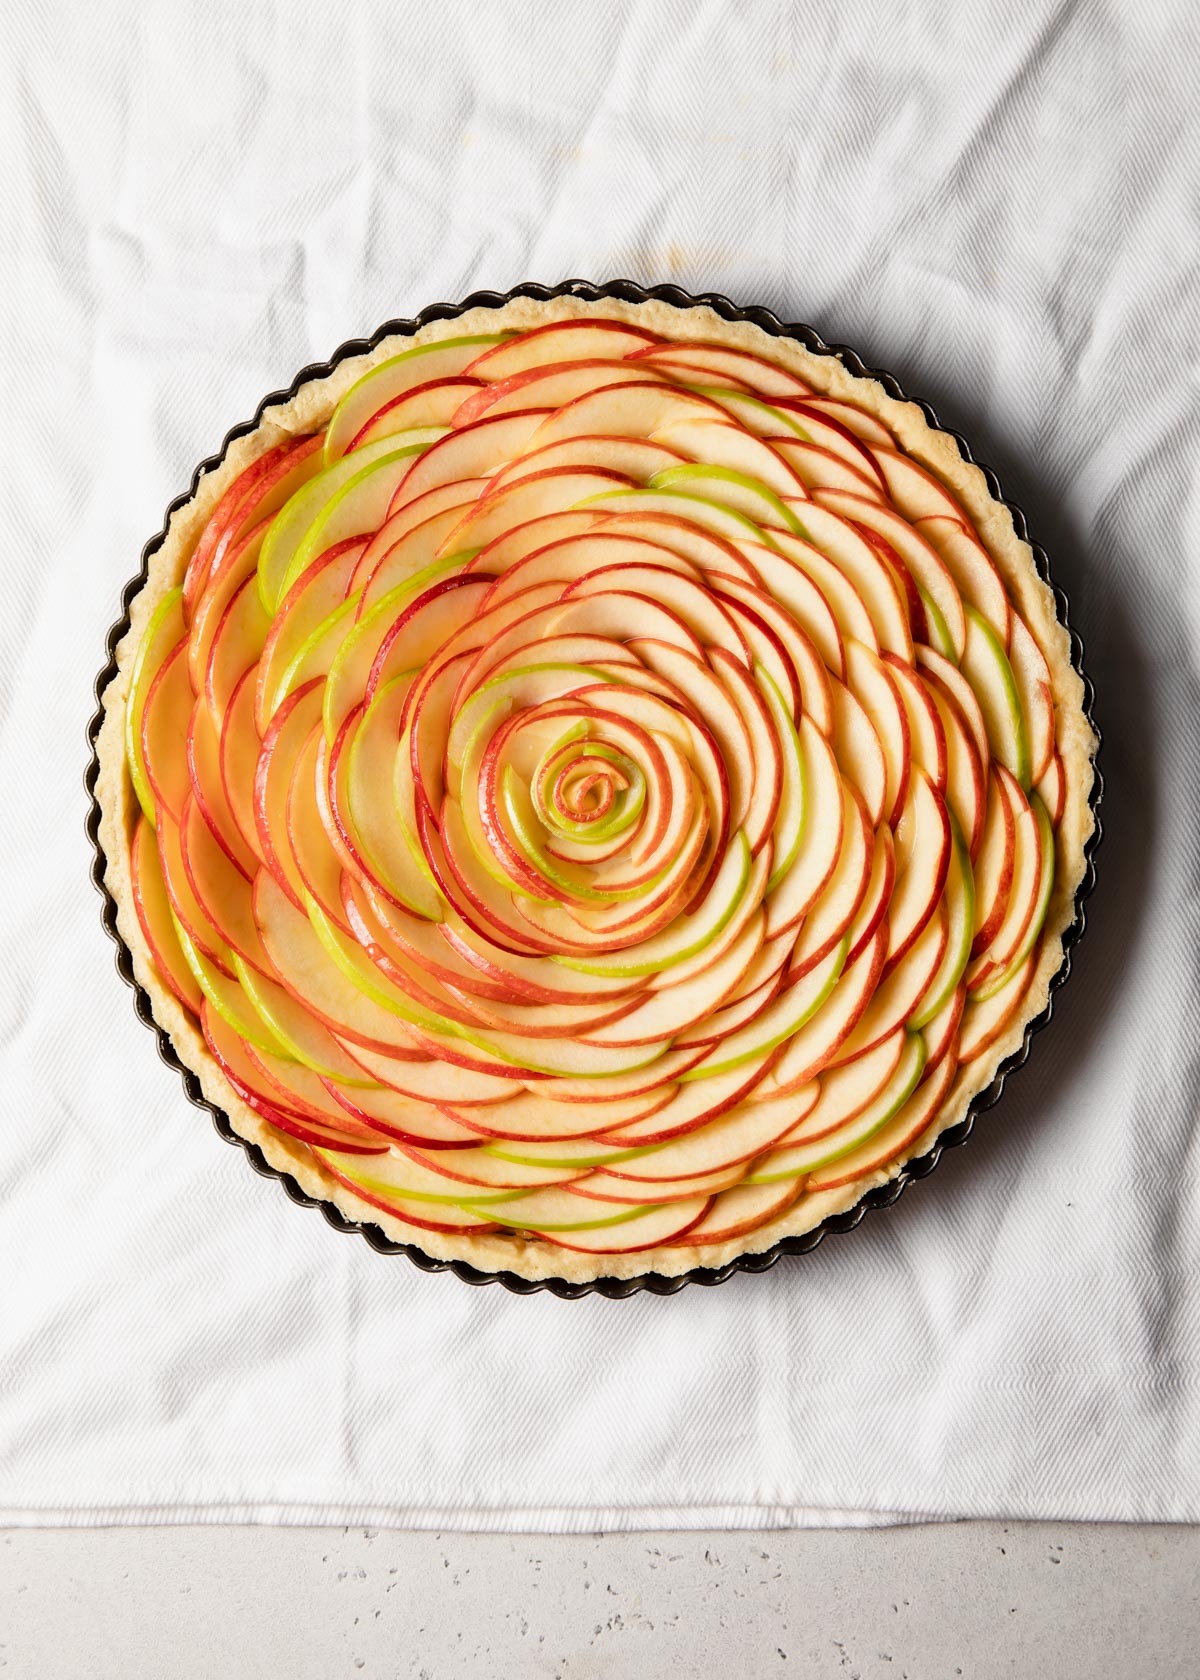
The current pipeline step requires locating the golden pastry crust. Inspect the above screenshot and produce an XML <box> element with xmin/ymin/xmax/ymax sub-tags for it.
<box><xmin>95</xmin><ymin>293</ymin><xmax>1098</xmax><ymax>1284</ymax></box>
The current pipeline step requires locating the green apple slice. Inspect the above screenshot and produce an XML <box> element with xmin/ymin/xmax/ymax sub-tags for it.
<box><xmin>648</xmin><ymin>463</ymin><xmax>806</xmax><ymax>533</ymax></box>
<box><xmin>171</xmin><ymin>912</ymin><xmax>289</xmax><ymax>1058</ymax></box>
<box><xmin>577</xmin><ymin>486</ymin><xmax>773</xmax><ymax>549</ymax></box>
<box><xmin>257</xmin><ymin>435</ymin><xmax>431</xmax><ymax>613</ymax></box>
<box><xmin>961</xmin><ymin>606</ymin><xmax>1031</xmax><ymax>788</ymax></box>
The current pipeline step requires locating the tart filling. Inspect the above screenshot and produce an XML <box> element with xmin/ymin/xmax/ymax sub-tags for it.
<box><xmin>96</xmin><ymin>296</ymin><xmax>1097</xmax><ymax>1282</ymax></box>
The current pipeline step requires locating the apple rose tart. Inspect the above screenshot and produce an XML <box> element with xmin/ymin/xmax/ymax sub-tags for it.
<box><xmin>92</xmin><ymin>290</ymin><xmax>1099</xmax><ymax>1286</ymax></box>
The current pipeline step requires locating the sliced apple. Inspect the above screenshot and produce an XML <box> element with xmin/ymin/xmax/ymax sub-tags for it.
<box><xmin>960</xmin><ymin>607</ymin><xmax>1030</xmax><ymax>788</ymax></box>
<box><xmin>129</xmin><ymin>817</ymin><xmax>204</xmax><ymax>1013</ymax></box>
<box><xmin>140</xmin><ymin>641</ymin><xmax>194</xmax><ymax>825</ymax></box>
<box><xmin>323</xmin><ymin>334</ymin><xmax>510</xmax><ymax>462</ymax></box>
<box><xmin>804</xmin><ymin>1050</ymin><xmax>958</xmax><ymax>1191</ymax></box>
<box><xmin>464</xmin><ymin>319</ymin><xmax>661</xmax><ymax>380</ymax></box>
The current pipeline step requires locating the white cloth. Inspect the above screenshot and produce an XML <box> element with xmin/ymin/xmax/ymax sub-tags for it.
<box><xmin>1</xmin><ymin>0</ymin><xmax>1198</xmax><ymax>1531</ymax></box>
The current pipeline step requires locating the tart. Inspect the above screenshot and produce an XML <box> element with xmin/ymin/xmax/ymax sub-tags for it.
<box><xmin>93</xmin><ymin>288</ymin><xmax>1098</xmax><ymax>1285</ymax></box>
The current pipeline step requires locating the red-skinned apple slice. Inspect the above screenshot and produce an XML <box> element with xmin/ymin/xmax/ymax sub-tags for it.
<box><xmin>727</xmin><ymin>542</ymin><xmax>845</xmax><ymax>677</ymax></box>
<box><xmin>957</xmin><ymin>939</ymin><xmax>1040</xmax><ymax>1063</ymax></box>
<box><xmin>313</xmin><ymin>1149</ymin><xmax>506</xmax><ymax>1231</ymax></box>
<box><xmin>763</xmin><ymin>717</ymin><xmax>845</xmax><ymax>938</ymax></box>
<box><xmin>803</xmin><ymin>1050</ymin><xmax>958</xmax><ymax>1191</ymax></box>
<box><xmin>204</xmin><ymin>572</ymin><xmax>271</xmax><ymax>728</ymax></box>
<box><xmin>961</xmin><ymin>607</ymin><xmax>1030</xmax><ymax>787</ymax></box>
<box><xmin>830</xmin><ymin>903</ymin><xmax>949</xmax><ymax>1064</ymax></box>
<box><xmin>484</xmin><ymin>435</ymin><xmax>686</xmax><ymax>495</ymax></box>
<box><xmin>773</xmin><ymin>1030</ymin><xmax>906</xmax><ymax>1146</ymax></box>
<box><xmin>830</xmin><ymin>678</ymin><xmax>886</xmax><ymax>828</ymax></box>
<box><xmin>845</xmin><ymin>638</ymin><xmax>911</xmax><ymax>827</ymax></box>
<box><xmin>970</xmin><ymin>770</ymin><xmax>1016</xmax><ymax>955</ymax></box>
<box><xmin>130</xmin><ymin>817</ymin><xmax>205</xmax><ymax>1013</ymax></box>
<box><xmin>884</xmin><ymin>768</ymin><xmax>951</xmax><ymax>968</ymax></box>
<box><xmin>652</xmin><ymin>417</ymin><xmax>809</xmax><ymax>498</ymax></box>
<box><xmin>454</xmin><ymin>359</ymin><xmax>668</xmax><ymax>428</ymax></box>
<box><xmin>1036</xmin><ymin>749</ymin><xmax>1066</xmax><ymax>828</ymax></box>
<box><xmin>323</xmin><ymin>334</ymin><xmax>510</xmax><ymax>462</ymax></box>
<box><xmin>843</xmin><ymin>824</ymin><xmax>895</xmax><ymax>966</ymax></box>
<box><xmin>253</xmin><ymin>679</ymin><xmax>323</xmax><ymax>909</ymax></box>
<box><xmin>443</xmin><ymin>1086</ymin><xmax>670</xmax><ymax>1142</ymax></box>
<box><xmin>816</xmin><ymin>490</ymin><xmax>966</xmax><ymax>661</ymax></box>
<box><xmin>916</xmin><ymin>661</ymin><xmax>985</xmax><ymax>861</ymax></box>
<box><xmin>800</xmin><ymin>396</ymin><xmax>895</xmax><ymax>448</ymax></box>
<box><xmin>336</xmin><ymin>1039</ymin><xmax>519</xmax><ymax>1103</ymax></box>
<box><xmin>489</xmin><ymin>1193</ymin><xmax>712</xmax><ymax>1252</ymax></box>
<box><xmin>567</xmin><ymin>1163</ymin><xmax>746</xmax><ymax>1205</ymax></box>
<box><xmin>465</xmin><ymin>319</ymin><xmax>661</xmax><ymax>380</ymax></box>
<box><xmin>769</xmin><ymin>437</ymin><xmax>883</xmax><ymax>498</ymax></box>
<box><xmin>787</xmin><ymin>785</ymin><xmax>872</xmax><ymax>977</ymax></box>
<box><xmin>140</xmin><ymin>641</ymin><xmax>194</xmax><ymax>825</ymax></box>
<box><xmin>883</xmin><ymin>653</ymin><xmax>947</xmax><ymax>791</ymax></box>
<box><xmin>217</xmin><ymin>668</ymin><xmax>265</xmax><ymax>868</ymax></box>
<box><xmin>527</xmin><ymin>382</ymin><xmax>730</xmax><ymax>450</ymax></box>
<box><xmin>921</xmin><ymin>984</ymin><xmax>966</xmax><ymax>1072</ymax></box>
<box><xmin>748</xmin><ymin>1032</ymin><xmax>925</xmax><ymax>1181</ymax></box>
<box><xmin>349</xmin><ymin>377</ymin><xmax>485</xmax><ymax>451</ymax></box>
<box><xmin>389</xmin><ymin>409</ymin><xmax>553</xmax><ymax>510</ymax></box>
<box><xmin>1007</xmin><ymin>612</ymin><xmax>1056</xmax><ymax>785</ymax></box>
<box><xmin>126</xmin><ymin>587</ymin><xmax>185</xmax><ymax>821</ymax></box>
<box><xmin>631</xmin><ymin>340</ymin><xmax>810</xmax><ymax>397</ymax></box>
<box><xmin>589</xmin><ymin>1083</ymin><xmax>819</xmax><ymax>1183</ymax></box>
<box><xmin>967</xmin><ymin>785</ymin><xmax>1053</xmax><ymax>1000</ymax></box>
<box><xmin>664</xmin><ymin>1177</ymin><xmax>805</xmax><ymax>1245</ymax></box>
<box><xmin>917</xmin><ymin>515</ymin><xmax>1012</xmax><ymax>646</ymax></box>
<box><xmin>188</xmin><ymin>690</ymin><xmax>256</xmax><ymax>877</ymax></box>
<box><xmin>183</xmin><ymin>434</ymin><xmax>323</xmax><ymax>615</ymax></box>
<box><xmin>767</xmin><ymin>530</ymin><xmax>881</xmax><ymax>655</ymax></box>
<box><xmin>255</xmin><ymin>537</ymin><xmax>367</xmax><ymax>730</ymax></box>
<box><xmin>180</xmin><ymin>790</ymin><xmax>273</xmax><ymax>975</ymax></box>
<box><xmin>187</xmin><ymin>521</ymin><xmax>267</xmax><ymax>702</ymax></box>
<box><xmin>155</xmin><ymin>805</ymin><xmax>236</xmax><ymax>979</ymax></box>
<box><xmin>751</xmin><ymin>923</ymin><xmax>888</xmax><ymax>1096</ymax></box>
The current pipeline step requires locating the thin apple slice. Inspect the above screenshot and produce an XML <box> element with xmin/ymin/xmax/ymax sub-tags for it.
<box><xmin>830</xmin><ymin>904</ymin><xmax>948</xmax><ymax>1063</ymax></box>
<box><xmin>447</xmin><ymin>1086</ymin><xmax>669</xmax><ymax>1142</ymax></box>
<box><xmin>392</xmin><ymin>410</ymin><xmax>553</xmax><ymax>509</ymax></box>
<box><xmin>594</xmin><ymin>1083</ymin><xmax>819</xmax><ymax>1183</ymax></box>
<box><xmin>788</xmin><ymin>503</ymin><xmax>915</xmax><ymax>659</ymax></box>
<box><xmin>502</xmin><ymin>1195</ymin><xmax>712</xmax><ymax>1252</ymax></box>
<box><xmin>666</xmin><ymin>1177</ymin><xmax>805</xmax><ymax>1244</ymax></box>
<box><xmin>217</xmin><ymin>668</ymin><xmax>265</xmax><ymax>868</ymax></box>
<box><xmin>324</xmin><ymin>1082</ymin><xmax>484</xmax><ymax>1147</ymax></box>
<box><xmin>916</xmin><ymin>661</ymin><xmax>985</xmax><ymax>860</ymax></box>
<box><xmin>350</xmin><ymin>377</ymin><xmax>485</xmax><ymax>451</ymax></box>
<box><xmin>126</xmin><ymin>587</ymin><xmax>186</xmax><ymax>821</ymax></box>
<box><xmin>581</xmin><ymin>917</ymin><xmax>765</xmax><ymax>1049</ymax></box>
<box><xmin>255</xmin><ymin>537</ymin><xmax>365</xmax><ymax>730</ymax></box>
<box><xmin>204</xmin><ymin>573</ymin><xmax>271</xmax><ymax>728</ymax></box>
<box><xmin>183</xmin><ymin>435</ymin><xmax>325</xmax><ymax>615</ymax></box>
<box><xmin>1036</xmin><ymin>749</ymin><xmax>1066</xmax><ymax>828</ymax></box>
<box><xmin>804</xmin><ymin>1051</ymin><xmax>958</xmax><ymax>1191</ymax></box>
<box><xmin>188</xmin><ymin>691</ymin><xmax>256</xmax><ymax>877</ymax></box>
<box><xmin>171</xmin><ymin>915</ymin><xmax>281</xmax><ymax>1055</ymax></box>
<box><xmin>845</xmin><ymin>638</ymin><xmax>911</xmax><ymax>826</ymax></box>
<box><xmin>316</xmin><ymin>1156</ymin><xmax>505</xmax><ymax>1232</ymax></box>
<box><xmin>253</xmin><ymin>679</ymin><xmax>323</xmax><ymax>909</ymax></box>
<box><xmin>844</xmin><ymin>824</ymin><xmax>895</xmax><ymax>965</ymax></box>
<box><xmin>679</xmin><ymin>938</ymin><xmax>847</xmax><ymax>1083</ymax></box>
<box><xmin>769</xmin><ymin>438</ymin><xmax>882</xmax><ymax>499</ymax></box>
<box><xmin>652</xmin><ymin>420</ymin><xmax>808</xmax><ymax>497</ymax></box>
<box><xmin>774</xmin><ymin>1031</ymin><xmax>906</xmax><ymax>1144</ymax></box>
<box><xmin>180</xmin><ymin>792</ymin><xmax>272</xmax><ymax>974</ymax></box>
<box><xmin>232</xmin><ymin>955</ymin><xmax>383</xmax><ymax>1085</ymax></box>
<box><xmin>748</xmin><ymin>1033</ymin><xmax>925</xmax><ymax>1180</ymax></box>
<box><xmin>800</xmin><ymin>397</ymin><xmax>895</xmax><ymax>448</ymax></box>
<box><xmin>921</xmin><ymin>984</ymin><xmax>966</xmax><ymax>1071</ymax></box>
<box><xmin>883</xmin><ymin>653</ymin><xmax>947</xmax><ymax>791</ymax></box>
<box><xmin>633</xmin><ymin>341</ymin><xmax>809</xmax><ymax>397</ymax></box>
<box><xmin>1007</xmin><ymin>613</ymin><xmax>1056</xmax><ymax>786</ymax></box>
<box><xmin>465</xmin><ymin>319</ymin><xmax>661</xmax><ymax>380</ymax></box>
<box><xmin>787</xmin><ymin>786</ymin><xmax>871</xmax><ymax>976</ymax></box>
<box><xmin>816</xmin><ymin>490</ymin><xmax>966</xmax><ymax>662</ymax></box>
<box><xmin>441</xmin><ymin>467</ymin><xmax>635</xmax><ymax>554</ymax></box>
<box><xmin>911</xmin><ymin>812</ymin><xmax>974</xmax><ymax>1027</ymax></box>
<box><xmin>485</xmin><ymin>435</ymin><xmax>685</xmax><ymax>495</ymax></box>
<box><xmin>570</xmin><ymin>1165</ymin><xmax>746</xmax><ymax>1205</ymax></box>
<box><xmin>829</xmin><ymin>678</ymin><xmax>886</xmax><ymax>827</ymax></box>
<box><xmin>187</xmin><ymin>521</ymin><xmax>266</xmax><ymax>702</ymax></box>
<box><xmin>592</xmin><ymin>512</ymin><xmax>758</xmax><ymax>582</ymax></box>
<box><xmin>957</xmin><ymin>940</ymin><xmax>1039</xmax><ymax>1063</ymax></box>
<box><xmin>884</xmin><ymin>769</ymin><xmax>951</xmax><ymax>967</ymax></box>
<box><xmin>156</xmin><ymin>805</ymin><xmax>235</xmax><ymax>977</ymax></box>
<box><xmin>129</xmin><ymin>817</ymin><xmax>204</xmax><ymax>1013</ymax></box>
<box><xmin>140</xmin><ymin>641</ymin><xmax>194</xmax><ymax>825</ymax></box>
<box><xmin>751</xmin><ymin>923</ymin><xmax>887</xmax><ymax>1095</ymax></box>
<box><xmin>393</xmin><ymin>1143</ymin><xmax>586</xmax><ymax>1193</ymax></box>
<box><xmin>455</xmin><ymin>359</ymin><xmax>667</xmax><ymax>427</ymax></box>
<box><xmin>527</xmin><ymin>381</ymin><xmax>728</xmax><ymax>450</ymax></box>
<box><xmin>917</xmin><ymin>515</ymin><xmax>1012</xmax><ymax>646</ymax></box>
<box><xmin>970</xmin><ymin>770</ymin><xmax>1017</xmax><ymax>954</ymax></box>
<box><xmin>323</xmin><ymin>334</ymin><xmax>510</xmax><ymax>461</ymax></box>
<box><xmin>966</xmin><ymin>768</ymin><xmax>1041</xmax><ymax>987</ymax></box>
<box><xmin>258</xmin><ymin>434</ymin><xmax>433</xmax><ymax>610</ymax></box>
<box><xmin>960</xmin><ymin>607</ymin><xmax>1030</xmax><ymax>788</ymax></box>
<box><xmin>316</xmin><ymin>1144</ymin><xmax>524</xmax><ymax>1210</ymax></box>
<box><xmin>768</xmin><ymin>530</ymin><xmax>881</xmax><ymax>654</ymax></box>
<box><xmin>770</xmin><ymin>402</ymin><xmax>888</xmax><ymax>486</ymax></box>
<box><xmin>730</xmin><ymin>543</ymin><xmax>845</xmax><ymax>677</ymax></box>
<box><xmin>763</xmin><ymin>717</ymin><xmax>845</xmax><ymax>938</ymax></box>
<box><xmin>968</xmin><ymin>790</ymin><xmax>1053</xmax><ymax>1001</ymax></box>
<box><xmin>715</xmin><ymin>580</ymin><xmax>834</xmax><ymax>737</ymax></box>
<box><xmin>337</xmin><ymin>1039</ymin><xmax>518</xmax><ymax>1102</ymax></box>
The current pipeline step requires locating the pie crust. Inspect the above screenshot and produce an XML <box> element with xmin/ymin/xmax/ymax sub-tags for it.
<box><xmin>95</xmin><ymin>293</ymin><xmax>1098</xmax><ymax>1284</ymax></box>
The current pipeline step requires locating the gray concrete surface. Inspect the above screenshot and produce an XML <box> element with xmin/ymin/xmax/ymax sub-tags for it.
<box><xmin>1</xmin><ymin>1523</ymin><xmax>1196</xmax><ymax>1677</ymax></box>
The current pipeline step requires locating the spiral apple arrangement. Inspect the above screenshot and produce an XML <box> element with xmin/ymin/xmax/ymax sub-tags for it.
<box><xmin>123</xmin><ymin>316</ymin><xmax>1066</xmax><ymax>1257</ymax></box>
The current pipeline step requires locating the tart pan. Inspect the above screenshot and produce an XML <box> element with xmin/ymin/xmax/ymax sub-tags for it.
<box><xmin>85</xmin><ymin>278</ymin><xmax>1103</xmax><ymax>1299</ymax></box>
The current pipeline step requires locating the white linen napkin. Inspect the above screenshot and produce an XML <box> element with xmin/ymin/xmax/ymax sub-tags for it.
<box><xmin>2</xmin><ymin>0</ymin><xmax>1198</xmax><ymax>1529</ymax></box>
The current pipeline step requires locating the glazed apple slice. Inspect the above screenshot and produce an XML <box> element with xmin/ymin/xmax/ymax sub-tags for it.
<box><xmin>217</xmin><ymin>668</ymin><xmax>265</xmax><ymax>868</ymax></box>
<box><xmin>804</xmin><ymin>1051</ymin><xmax>958</xmax><ymax>1191</ymax></box>
<box><xmin>257</xmin><ymin>433</ymin><xmax>438</xmax><ymax>610</ymax></box>
<box><xmin>186</xmin><ymin>521</ymin><xmax>267</xmax><ymax>701</ymax></box>
<box><xmin>336</xmin><ymin>1040</ymin><xmax>519</xmax><ymax>1103</ymax></box>
<box><xmin>129</xmin><ymin>817</ymin><xmax>204</xmax><ymax>1013</ymax></box>
<box><xmin>203</xmin><ymin>573</ymin><xmax>272</xmax><ymax>729</ymax></box>
<box><xmin>323</xmin><ymin>1081</ymin><xmax>484</xmax><ymax>1147</ymax></box>
<box><xmin>140</xmin><ymin>640</ymin><xmax>194</xmax><ymax>825</ymax></box>
<box><xmin>180</xmin><ymin>791</ymin><xmax>272</xmax><ymax>975</ymax></box>
<box><xmin>915</xmin><ymin>661</ymin><xmax>985</xmax><ymax>860</ymax></box>
<box><xmin>883</xmin><ymin>653</ymin><xmax>947</xmax><ymax>791</ymax></box>
<box><xmin>387</xmin><ymin>1142</ymin><xmax>587</xmax><ymax>1193</ymax></box>
<box><xmin>125</xmin><ymin>587</ymin><xmax>186</xmax><ymax>821</ymax></box>
<box><xmin>768</xmin><ymin>437</ymin><xmax>882</xmax><ymax>499</ymax></box>
<box><xmin>485</xmin><ymin>435</ymin><xmax>686</xmax><ymax>497</ymax></box>
<box><xmin>323</xmin><ymin>334</ymin><xmax>510</xmax><ymax>461</ymax></box>
<box><xmin>188</xmin><ymin>691</ymin><xmax>257</xmax><ymax>877</ymax></box>
<box><xmin>714</xmin><ymin>580</ymin><xmax>834</xmax><ymax>737</ymax></box>
<box><xmin>155</xmin><ymin>805</ymin><xmax>236</xmax><ymax>978</ymax></box>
